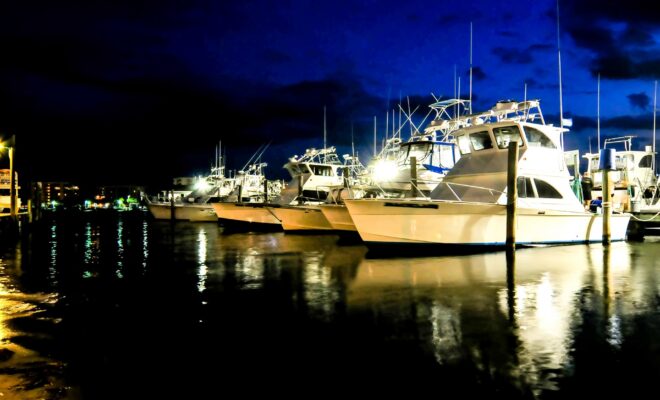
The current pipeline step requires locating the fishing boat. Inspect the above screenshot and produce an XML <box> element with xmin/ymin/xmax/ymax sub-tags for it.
<box><xmin>345</xmin><ymin>100</ymin><xmax>631</xmax><ymax>248</ymax></box>
<box><xmin>582</xmin><ymin>136</ymin><xmax>655</xmax><ymax>212</ymax></box>
<box><xmin>321</xmin><ymin>99</ymin><xmax>466</xmax><ymax>232</ymax></box>
<box><xmin>266</xmin><ymin>146</ymin><xmax>348</xmax><ymax>231</ymax></box>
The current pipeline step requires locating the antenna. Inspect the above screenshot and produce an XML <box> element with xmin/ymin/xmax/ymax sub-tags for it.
<box><xmin>373</xmin><ymin>116</ymin><xmax>377</xmax><ymax>157</ymax></box>
<box><xmin>454</xmin><ymin>64</ymin><xmax>457</xmax><ymax>117</ymax></box>
<box><xmin>523</xmin><ymin>82</ymin><xmax>528</xmax><ymax>120</ymax></box>
<box><xmin>654</xmin><ymin>80</ymin><xmax>657</xmax><ymax>174</ymax></box>
<box><xmin>556</xmin><ymin>0</ymin><xmax>565</xmax><ymax>150</ymax></box>
<box><xmin>469</xmin><ymin>21</ymin><xmax>473</xmax><ymax>114</ymax></box>
<box><xmin>392</xmin><ymin>109</ymin><xmax>395</xmax><ymax>139</ymax></box>
<box><xmin>351</xmin><ymin>122</ymin><xmax>355</xmax><ymax>161</ymax></box>
<box><xmin>323</xmin><ymin>106</ymin><xmax>327</xmax><ymax>163</ymax></box>
<box><xmin>398</xmin><ymin>91</ymin><xmax>402</xmax><ymax>134</ymax></box>
<box><xmin>385</xmin><ymin>110</ymin><xmax>389</xmax><ymax>144</ymax></box>
<box><xmin>407</xmin><ymin>96</ymin><xmax>412</xmax><ymax>137</ymax></box>
<box><xmin>597</xmin><ymin>73</ymin><xmax>601</xmax><ymax>151</ymax></box>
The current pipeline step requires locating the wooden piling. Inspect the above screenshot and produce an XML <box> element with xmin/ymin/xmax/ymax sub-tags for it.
<box><xmin>506</xmin><ymin>142</ymin><xmax>518</xmax><ymax>249</ymax></box>
<box><xmin>342</xmin><ymin>167</ymin><xmax>350</xmax><ymax>188</ymax></box>
<box><xmin>170</xmin><ymin>189</ymin><xmax>175</xmax><ymax>221</ymax></box>
<box><xmin>602</xmin><ymin>169</ymin><xmax>611</xmax><ymax>244</ymax></box>
<box><xmin>409</xmin><ymin>156</ymin><xmax>417</xmax><ymax>197</ymax></box>
<box><xmin>263</xmin><ymin>180</ymin><xmax>268</xmax><ymax>203</ymax></box>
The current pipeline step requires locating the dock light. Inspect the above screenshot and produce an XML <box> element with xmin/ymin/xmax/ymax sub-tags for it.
<box><xmin>373</xmin><ymin>159</ymin><xmax>397</xmax><ymax>182</ymax></box>
<box><xmin>194</xmin><ymin>178</ymin><xmax>210</xmax><ymax>191</ymax></box>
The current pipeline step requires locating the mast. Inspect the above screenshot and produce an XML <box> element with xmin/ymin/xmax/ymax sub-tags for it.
<box><xmin>351</xmin><ymin>122</ymin><xmax>355</xmax><ymax>161</ymax></box>
<box><xmin>385</xmin><ymin>110</ymin><xmax>389</xmax><ymax>144</ymax></box>
<box><xmin>597</xmin><ymin>73</ymin><xmax>601</xmax><ymax>151</ymax></box>
<box><xmin>454</xmin><ymin>64</ymin><xmax>457</xmax><ymax>117</ymax></box>
<box><xmin>407</xmin><ymin>96</ymin><xmax>412</xmax><ymax>137</ymax></box>
<box><xmin>523</xmin><ymin>82</ymin><xmax>528</xmax><ymax>120</ymax></box>
<box><xmin>323</xmin><ymin>106</ymin><xmax>327</xmax><ymax>163</ymax></box>
<box><xmin>373</xmin><ymin>116</ymin><xmax>377</xmax><ymax>157</ymax></box>
<box><xmin>556</xmin><ymin>0</ymin><xmax>565</xmax><ymax>150</ymax></box>
<box><xmin>469</xmin><ymin>22</ymin><xmax>473</xmax><ymax>114</ymax></box>
<box><xmin>654</xmin><ymin>80</ymin><xmax>657</xmax><ymax>174</ymax></box>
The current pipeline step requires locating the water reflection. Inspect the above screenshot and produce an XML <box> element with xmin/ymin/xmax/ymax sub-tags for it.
<box><xmin>348</xmin><ymin>242</ymin><xmax>659</xmax><ymax>396</ymax></box>
<box><xmin>197</xmin><ymin>228</ymin><xmax>207</xmax><ymax>293</ymax></box>
<box><xmin>2</xmin><ymin>215</ymin><xmax>660</xmax><ymax>398</ymax></box>
<box><xmin>142</xmin><ymin>219</ymin><xmax>149</xmax><ymax>272</ymax></box>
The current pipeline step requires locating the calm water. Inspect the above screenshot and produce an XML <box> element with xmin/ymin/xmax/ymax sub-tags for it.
<box><xmin>1</xmin><ymin>212</ymin><xmax>660</xmax><ymax>398</ymax></box>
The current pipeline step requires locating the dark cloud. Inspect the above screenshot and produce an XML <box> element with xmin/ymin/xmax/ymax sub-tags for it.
<box><xmin>563</xmin><ymin>1</ymin><xmax>660</xmax><ymax>79</ymax></box>
<box><xmin>262</xmin><ymin>50</ymin><xmax>292</xmax><ymax>64</ymax></box>
<box><xmin>406</xmin><ymin>14</ymin><xmax>420</xmax><ymax>22</ymax></box>
<box><xmin>627</xmin><ymin>92</ymin><xmax>650</xmax><ymax>110</ymax></box>
<box><xmin>497</xmin><ymin>30</ymin><xmax>518</xmax><ymax>38</ymax></box>
<box><xmin>492</xmin><ymin>47</ymin><xmax>533</xmax><ymax>64</ymax></box>
<box><xmin>621</xmin><ymin>26</ymin><xmax>655</xmax><ymax>46</ymax></box>
<box><xmin>492</xmin><ymin>43</ymin><xmax>555</xmax><ymax>65</ymax></box>
<box><xmin>436</xmin><ymin>11</ymin><xmax>482</xmax><ymax>26</ymax></box>
<box><xmin>547</xmin><ymin>112</ymin><xmax>654</xmax><ymax>132</ymax></box>
<box><xmin>471</xmin><ymin>66</ymin><xmax>487</xmax><ymax>81</ymax></box>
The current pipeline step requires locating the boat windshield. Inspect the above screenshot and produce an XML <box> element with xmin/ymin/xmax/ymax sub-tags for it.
<box><xmin>309</xmin><ymin>164</ymin><xmax>334</xmax><ymax>176</ymax></box>
<box><xmin>493</xmin><ymin>125</ymin><xmax>523</xmax><ymax>149</ymax></box>
<box><xmin>399</xmin><ymin>142</ymin><xmax>432</xmax><ymax>164</ymax></box>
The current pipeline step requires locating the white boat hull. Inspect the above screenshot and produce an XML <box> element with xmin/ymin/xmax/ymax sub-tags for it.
<box><xmin>147</xmin><ymin>203</ymin><xmax>217</xmax><ymax>222</ymax></box>
<box><xmin>212</xmin><ymin>202</ymin><xmax>281</xmax><ymax>226</ymax></box>
<box><xmin>319</xmin><ymin>204</ymin><xmax>356</xmax><ymax>231</ymax></box>
<box><xmin>344</xmin><ymin>199</ymin><xmax>630</xmax><ymax>245</ymax></box>
<box><xmin>268</xmin><ymin>205</ymin><xmax>333</xmax><ymax>231</ymax></box>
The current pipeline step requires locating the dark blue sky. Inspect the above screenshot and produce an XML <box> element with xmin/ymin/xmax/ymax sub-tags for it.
<box><xmin>1</xmin><ymin>0</ymin><xmax>658</xmax><ymax>185</ymax></box>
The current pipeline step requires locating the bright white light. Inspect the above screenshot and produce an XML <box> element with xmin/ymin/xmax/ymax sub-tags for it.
<box><xmin>372</xmin><ymin>160</ymin><xmax>398</xmax><ymax>182</ymax></box>
<box><xmin>194</xmin><ymin>178</ymin><xmax>210</xmax><ymax>191</ymax></box>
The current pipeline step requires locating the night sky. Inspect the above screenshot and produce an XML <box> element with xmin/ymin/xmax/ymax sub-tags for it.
<box><xmin>1</xmin><ymin>0</ymin><xmax>659</xmax><ymax>187</ymax></box>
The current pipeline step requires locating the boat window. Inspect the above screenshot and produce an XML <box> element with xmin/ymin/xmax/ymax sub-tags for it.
<box><xmin>534</xmin><ymin>179</ymin><xmax>563</xmax><ymax>199</ymax></box>
<box><xmin>639</xmin><ymin>154</ymin><xmax>653</xmax><ymax>168</ymax></box>
<box><xmin>517</xmin><ymin>177</ymin><xmax>534</xmax><ymax>198</ymax></box>
<box><xmin>457</xmin><ymin>135</ymin><xmax>472</xmax><ymax>154</ymax></box>
<box><xmin>310</xmin><ymin>165</ymin><xmax>333</xmax><ymax>176</ymax></box>
<box><xmin>493</xmin><ymin>126</ymin><xmax>523</xmax><ymax>149</ymax></box>
<box><xmin>433</xmin><ymin>143</ymin><xmax>456</xmax><ymax>169</ymax></box>
<box><xmin>615</xmin><ymin>154</ymin><xmax>634</xmax><ymax>170</ymax></box>
<box><xmin>469</xmin><ymin>131</ymin><xmax>493</xmax><ymax>151</ymax></box>
<box><xmin>408</xmin><ymin>143</ymin><xmax>431</xmax><ymax>163</ymax></box>
<box><xmin>589</xmin><ymin>157</ymin><xmax>599</xmax><ymax>172</ymax></box>
<box><xmin>524</xmin><ymin>126</ymin><xmax>556</xmax><ymax>149</ymax></box>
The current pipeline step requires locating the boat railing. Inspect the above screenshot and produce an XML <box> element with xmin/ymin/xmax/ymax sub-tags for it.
<box><xmin>433</xmin><ymin>181</ymin><xmax>504</xmax><ymax>203</ymax></box>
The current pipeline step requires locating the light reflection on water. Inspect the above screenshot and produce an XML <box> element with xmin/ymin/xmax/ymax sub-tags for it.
<box><xmin>1</xmin><ymin>215</ymin><xmax>660</xmax><ymax>398</ymax></box>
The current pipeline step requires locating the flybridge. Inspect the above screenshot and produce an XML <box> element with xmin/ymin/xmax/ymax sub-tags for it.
<box><xmin>288</xmin><ymin>147</ymin><xmax>342</xmax><ymax>165</ymax></box>
<box><xmin>425</xmin><ymin>99</ymin><xmax>549</xmax><ymax>140</ymax></box>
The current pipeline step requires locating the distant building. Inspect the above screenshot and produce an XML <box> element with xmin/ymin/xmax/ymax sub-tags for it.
<box><xmin>38</xmin><ymin>182</ymin><xmax>80</xmax><ymax>207</ymax></box>
<box><xmin>92</xmin><ymin>185</ymin><xmax>144</xmax><ymax>209</ymax></box>
<box><xmin>0</xmin><ymin>169</ymin><xmax>20</xmax><ymax>213</ymax></box>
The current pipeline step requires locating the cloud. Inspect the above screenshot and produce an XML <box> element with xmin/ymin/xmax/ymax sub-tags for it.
<box><xmin>470</xmin><ymin>66</ymin><xmax>487</xmax><ymax>81</ymax></box>
<box><xmin>492</xmin><ymin>43</ymin><xmax>556</xmax><ymax>65</ymax></box>
<box><xmin>492</xmin><ymin>47</ymin><xmax>533</xmax><ymax>64</ymax></box>
<box><xmin>262</xmin><ymin>49</ymin><xmax>292</xmax><ymax>64</ymax></box>
<box><xmin>563</xmin><ymin>1</ymin><xmax>660</xmax><ymax>79</ymax></box>
<box><xmin>627</xmin><ymin>92</ymin><xmax>651</xmax><ymax>110</ymax></box>
<box><xmin>497</xmin><ymin>30</ymin><xmax>518</xmax><ymax>38</ymax></box>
